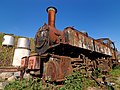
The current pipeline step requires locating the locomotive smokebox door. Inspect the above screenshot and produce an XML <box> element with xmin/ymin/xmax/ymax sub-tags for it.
<box><xmin>28</xmin><ymin>54</ymin><xmax>41</xmax><ymax>70</ymax></box>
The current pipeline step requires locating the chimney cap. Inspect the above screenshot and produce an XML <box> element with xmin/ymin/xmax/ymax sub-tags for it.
<box><xmin>46</xmin><ymin>6</ymin><xmax>57</xmax><ymax>13</ymax></box>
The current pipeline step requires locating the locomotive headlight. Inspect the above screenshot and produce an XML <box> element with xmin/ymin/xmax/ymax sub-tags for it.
<box><xmin>40</xmin><ymin>30</ymin><xmax>48</xmax><ymax>40</ymax></box>
<box><xmin>41</xmin><ymin>31</ymin><xmax>46</xmax><ymax>37</ymax></box>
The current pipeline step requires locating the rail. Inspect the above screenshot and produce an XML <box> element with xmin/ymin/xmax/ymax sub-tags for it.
<box><xmin>0</xmin><ymin>67</ymin><xmax>18</xmax><ymax>73</ymax></box>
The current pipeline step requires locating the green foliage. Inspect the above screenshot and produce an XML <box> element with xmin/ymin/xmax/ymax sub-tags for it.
<box><xmin>92</xmin><ymin>68</ymin><xmax>102</xmax><ymax>78</ymax></box>
<box><xmin>59</xmin><ymin>71</ymin><xmax>97</xmax><ymax>90</ymax></box>
<box><xmin>109</xmin><ymin>66</ymin><xmax>120</xmax><ymax>77</ymax></box>
<box><xmin>4</xmin><ymin>78</ymin><xmax>42</xmax><ymax>90</ymax></box>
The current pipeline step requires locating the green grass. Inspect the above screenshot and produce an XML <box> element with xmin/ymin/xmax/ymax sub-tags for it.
<box><xmin>4</xmin><ymin>66</ymin><xmax>120</xmax><ymax>90</ymax></box>
<box><xmin>59</xmin><ymin>71</ymin><xmax>97</xmax><ymax>90</ymax></box>
<box><xmin>107</xmin><ymin>66</ymin><xmax>120</xmax><ymax>90</ymax></box>
<box><xmin>109</xmin><ymin>66</ymin><xmax>120</xmax><ymax>77</ymax></box>
<box><xmin>4</xmin><ymin>78</ymin><xmax>42</xmax><ymax>90</ymax></box>
<box><xmin>4</xmin><ymin>72</ymin><xmax>98</xmax><ymax>90</ymax></box>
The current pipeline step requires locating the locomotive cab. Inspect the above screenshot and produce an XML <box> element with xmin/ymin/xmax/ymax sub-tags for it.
<box><xmin>97</xmin><ymin>38</ymin><xmax>118</xmax><ymax>59</ymax></box>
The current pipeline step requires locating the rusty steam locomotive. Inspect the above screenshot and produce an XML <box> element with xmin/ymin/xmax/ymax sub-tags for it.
<box><xmin>21</xmin><ymin>6</ymin><xmax>118</xmax><ymax>82</ymax></box>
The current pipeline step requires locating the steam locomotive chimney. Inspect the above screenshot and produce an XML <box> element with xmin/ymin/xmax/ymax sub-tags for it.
<box><xmin>46</xmin><ymin>6</ymin><xmax>57</xmax><ymax>27</ymax></box>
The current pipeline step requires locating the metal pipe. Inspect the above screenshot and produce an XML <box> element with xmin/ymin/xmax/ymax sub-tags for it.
<box><xmin>46</xmin><ymin>6</ymin><xmax>57</xmax><ymax>27</ymax></box>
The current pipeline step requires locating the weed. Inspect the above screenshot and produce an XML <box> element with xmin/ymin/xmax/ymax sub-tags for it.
<box><xmin>109</xmin><ymin>66</ymin><xmax>120</xmax><ymax>77</ymax></box>
<box><xmin>4</xmin><ymin>78</ymin><xmax>42</xmax><ymax>90</ymax></box>
<box><xmin>59</xmin><ymin>71</ymin><xmax>97</xmax><ymax>90</ymax></box>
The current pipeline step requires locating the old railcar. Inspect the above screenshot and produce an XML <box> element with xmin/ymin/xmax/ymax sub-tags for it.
<box><xmin>20</xmin><ymin>6</ymin><xmax>118</xmax><ymax>82</ymax></box>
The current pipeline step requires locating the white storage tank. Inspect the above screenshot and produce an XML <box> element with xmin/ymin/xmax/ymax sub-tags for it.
<box><xmin>17</xmin><ymin>37</ymin><xmax>30</xmax><ymax>49</ymax></box>
<box><xmin>12</xmin><ymin>48</ymin><xmax>30</xmax><ymax>67</ymax></box>
<box><xmin>2</xmin><ymin>35</ymin><xmax>14</xmax><ymax>47</ymax></box>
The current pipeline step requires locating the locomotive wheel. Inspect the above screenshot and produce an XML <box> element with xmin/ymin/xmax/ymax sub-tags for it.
<box><xmin>46</xmin><ymin>60</ymin><xmax>58</xmax><ymax>81</ymax></box>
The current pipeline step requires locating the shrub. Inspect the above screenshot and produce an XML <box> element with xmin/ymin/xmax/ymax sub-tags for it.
<box><xmin>59</xmin><ymin>71</ymin><xmax>96</xmax><ymax>90</ymax></box>
<box><xmin>109</xmin><ymin>66</ymin><xmax>120</xmax><ymax>77</ymax></box>
<box><xmin>4</xmin><ymin>78</ymin><xmax>42</xmax><ymax>90</ymax></box>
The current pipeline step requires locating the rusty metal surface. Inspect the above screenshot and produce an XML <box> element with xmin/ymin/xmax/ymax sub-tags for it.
<box><xmin>49</xmin><ymin>26</ymin><xmax>64</xmax><ymax>44</ymax></box>
<box><xmin>28</xmin><ymin>55</ymin><xmax>40</xmax><ymax>70</ymax></box>
<box><xmin>35</xmin><ymin>21</ymin><xmax>117</xmax><ymax>58</ymax></box>
<box><xmin>95</xmin><ymin>38</ymin><xmax>117</xmax><ymax>59</ymax></box>
<box><xmin>64</xmin><ymin>27</ymin><xmax>94</xmax><ymax>51</ymax></box>
<box><xmin>58</xmin><ymin>57</ymin><xmax>72</xmax><ymax>79</ymax></box>
<box><xmin>35</xmin><ymin>24</ymin><xmax>49</xmax><ymax>54</ymax></box>
<box><xmin>35</xmin><ymin>23</ymin><xmax>117</xmax><ymax>59</ymax></box>
<box><xmin>63</xmin><ymin>27</ymin><xmax>118</xmax><ymax>58</ymax></box>
<box><xmin>35</xmin><ymin>24</ymin><xmax>65</xmax><ymax>54</ymax></box>
<box><xmin>21</xmin><ymin>57</ymin><xmax>28</xmax><ymax>68</ymax></box>
<box><xmin>44</xmin><ymin>55</ymin><xmax>72</xmax><ymax>82</ymax></box>
<box><xmin>94</xmin><ymin>40</ymin><xmax>112</xmax><ymax>56</ymax></box>
<box><xmin>46</xmin><ymin>6</ymin><xmax>57</xmax><ymax>27</ymax></box>
<box><xmin>46</xmin><ymin>59</ymin><xmax>58</xmax><ymax>81</ymax></box>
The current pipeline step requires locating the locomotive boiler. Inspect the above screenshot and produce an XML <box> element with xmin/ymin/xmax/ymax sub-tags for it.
<box><xmin>20</xmin><ymin>6</ymin><xmax>118</xmax><ymax>82</ymax></box>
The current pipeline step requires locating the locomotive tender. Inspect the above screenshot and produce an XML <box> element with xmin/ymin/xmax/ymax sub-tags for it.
<box><xmin>21</xmin><ymin>6</ymin><xmax>118</xmax><ymax>82</ymax></box>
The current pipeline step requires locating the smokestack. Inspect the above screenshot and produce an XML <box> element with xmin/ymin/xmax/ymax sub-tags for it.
<box><xmin>46</xmin><ymin>6</ymin><xmax>57</xmax><ymax>27</ymax></box>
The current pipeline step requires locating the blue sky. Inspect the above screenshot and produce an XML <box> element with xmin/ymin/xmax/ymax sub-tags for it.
<box><xmin>0</xmin><ymin>0</ymin><xmax>120</xmax><ymax>51</ymax></box>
